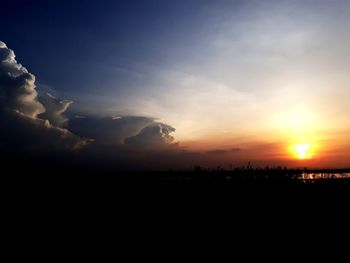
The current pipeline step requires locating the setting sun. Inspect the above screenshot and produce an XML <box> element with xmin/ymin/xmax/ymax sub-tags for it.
<box><xmin>294</xmin><ymin>144</ymin><xmax>312</xmax><ymax>160</ymax></box>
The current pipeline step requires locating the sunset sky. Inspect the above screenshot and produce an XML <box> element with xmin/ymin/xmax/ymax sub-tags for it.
<box><xmin>1</xmin><ymin>0</ymin><xmax>349</xmax><ymax>168</ymax></box>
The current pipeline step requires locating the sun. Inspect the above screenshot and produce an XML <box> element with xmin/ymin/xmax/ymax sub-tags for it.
<box><xmin>294</xmin><ymin>144</ymin><xmax>312</xmax><ymax>160</ymax></box>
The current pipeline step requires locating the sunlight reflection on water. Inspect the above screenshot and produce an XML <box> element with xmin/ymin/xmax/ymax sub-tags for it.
<box><xmin>301</xmin><ymin>173</ymin><xmax>350</xmax><ymax>180</ymax></box>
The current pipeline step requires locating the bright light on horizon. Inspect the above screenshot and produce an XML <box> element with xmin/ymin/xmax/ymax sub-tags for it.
<box><xmin>294</xmin><ymin>144</ymin><xmax>312</xmax><ymax>160</ymax></box>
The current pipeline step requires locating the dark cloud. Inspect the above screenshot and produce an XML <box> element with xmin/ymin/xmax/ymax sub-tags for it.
<box><xmin>67</xmin><ymin>117</ymin><xmax>179</xmax><ymax>169</ymax></box>
<box><xmin>0</xmin><ymin>109</ymin><xmax>88</xmax><ymax>154</ymax></box>
<box><xmin>205</xmin><ymin>148</ymin><xmax>241</xmax><ymax>155</ymax></box>
<box><xmin>69</xmin><ymin>116</ymin><xmax>176</xmax><ymax>148</ymax></box>
<box><xmin>68</xmin><ymin>116</ymin><xmax>154</xmax><ymax>145</ymax></box>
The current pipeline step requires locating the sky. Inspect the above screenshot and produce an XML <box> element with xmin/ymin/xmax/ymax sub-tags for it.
<box><xmin>1</xmin><ymin>0</ymin><xmax>350</xmax><ymax>168</ymax></box>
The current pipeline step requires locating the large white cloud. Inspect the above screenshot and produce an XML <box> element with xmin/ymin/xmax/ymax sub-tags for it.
<box><xmin>0</xmin><ymin>41</ymin><xmax>45</xmax><ymax>118</ymax></box>
<box><xmin>0</xmin><ymin>41</ymin><xmax>88</xmax><ymax>153</ymax></box>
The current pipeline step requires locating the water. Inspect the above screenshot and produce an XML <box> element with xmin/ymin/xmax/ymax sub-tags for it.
<box><xmin>301</xmin><ymin>173</ymin><xmax>350</xmax><ymax>180</ymax></box>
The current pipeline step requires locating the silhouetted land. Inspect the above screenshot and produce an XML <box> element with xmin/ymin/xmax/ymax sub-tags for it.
<box><xmin>4</xmin><ymin>158</ymin><xmax>350</xmax><ymax>198</ymax></box>
<box><xmin>3</xmin><ymin>157</ymin><xmax>350</xmax><ymax>221</ymax></box>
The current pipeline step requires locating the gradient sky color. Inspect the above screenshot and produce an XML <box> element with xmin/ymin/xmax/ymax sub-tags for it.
<box><xmin>1</xmin><ymin>0</ymin><xmax>349</xmax><ymax>167</ymax></box>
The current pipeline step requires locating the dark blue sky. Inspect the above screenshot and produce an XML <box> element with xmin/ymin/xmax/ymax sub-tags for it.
<box><xmin>1</xmin><ymin>0</ymin><xmax>242</xmax><ymax>97</ymax></box>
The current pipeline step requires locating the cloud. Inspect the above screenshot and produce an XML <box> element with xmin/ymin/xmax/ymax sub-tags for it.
<box><xmin>0</xmin><ymin>110</ymin><xmax>88</xmax><ymax>154</ymax></box>
<box><xmin>205</xmin><ymin>148</ymin><xmax>241</xmax><ymax>155</ymax></box>
<box><xmin>68</xmin><ymin>116</ymin><xmax>154</xmax><ymax>145</ymax></box>
<box><xmin>0</xmin><ymin>40</ymin><xmax>178</xmax><ymax>168</ymax></box>
<box><xmin>69</xmin><ymin>115</ymin><xmax>176</xmax><ymax>148</ymax></box>
<box><xmin>124</xmin><ymin>123</ymin><xmax>175</xmax><ymax>147</ymax></box>
<box><xmin>0</xmin><ymin>41</ymin><xmax>88</xmax><ymax>153</ymax></box>
<box><xmin>39</xmin><ymin>93</ymin><xmax>72</xmax><ymax>127</ymax></box>
<box><xmin>0</xmin><ymin>41</ymin><xmax>45</xmax><ymax>118</ymax></box>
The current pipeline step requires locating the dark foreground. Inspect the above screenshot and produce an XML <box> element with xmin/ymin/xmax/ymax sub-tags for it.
<box><xmin>4</xmin><ymin>163</ymin><xmax>350</xmax><ymax>233</ymax></box>
<box><xmin>5</xmin><ymin>165</ymin><xmax>350</xmax><ymax>199</ymax></box>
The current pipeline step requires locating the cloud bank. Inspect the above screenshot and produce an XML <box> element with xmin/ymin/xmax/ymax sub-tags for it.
<box><xmin>0</xmin><ymin>41</ymin><xmax>178</xmax><ymax>165</ymax></box>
